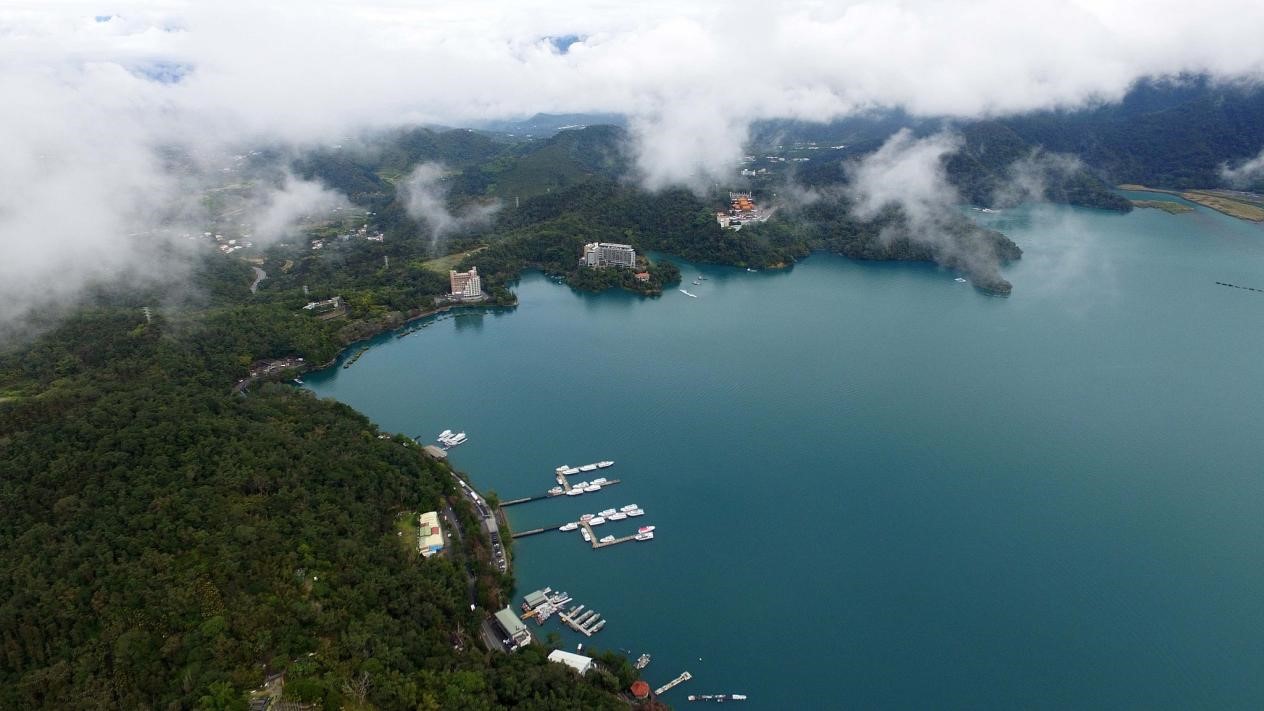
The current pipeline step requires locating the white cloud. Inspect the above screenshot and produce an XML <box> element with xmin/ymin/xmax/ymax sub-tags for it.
<box><xmin>1221</xmin><ymin>148</ymin><xmax>1264</xmax><ymax>187</ymax></box>
<box><xmin>399</xmin><ymin>163</ymin><xmax>500</xmax><ymax>244</ymax></box>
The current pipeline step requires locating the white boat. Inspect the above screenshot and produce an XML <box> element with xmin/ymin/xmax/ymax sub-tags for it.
<box><xmin>584</xmin><ymin>484</ymin><xmax>601</xmax><ymax>492</ymax></box>
<box><xmin>589</xmin><ymin>517</ymin><xmax>606</xmax><ymax>526</ymax></box>
<box><xmin>591</xmin><ymin>477</ymin><xmax>608</xmax><ymax>485</ymax></box>
<box><xmin>597</xmin><ymin>461</ymin><xmax>614</xmax><ymax>468</ymax></box>
<box><xmin>599</xmin><ymin>535</ymin><xmax>615</xmax><ymax>544</ymax></box>
<box><xmin>692</xmin><ymin>279</ymin><xmax>701</xmax><ymax>285</ymax></box>
<box><xmin>954</xmin><ymin>277</ymin><xmax>967</xmax><ymax>283</ymax></box>
<box><xmin>548</xmin><ymin>486</ymin><xmax>564</xmax><ymax>495</ymax></box>
<box><xmin>572</xmin><ymin>481</ymin><xmax>589</xmax><ymax>489</ymax></box>
<box><xmin>746</xmin><ymin>268</ymin><xmax>757</xmax><ymax>272</ymax></box>
<box><xmin>638</xmin><ymin>525</ymin><xmax>656</xmax><ymax>534</ymax></box>
<box><xmin>559</xmin><ymin>522</ymin><xmax>578</xmax><ymax>531</ymax></box>
<box><xmin>580</xmin><ymin>513</ymin><xmax>595</xmax><ymax>522</ymax></box>
<box><xmin>628</xmin><ymin>509</ymin><xmax>645</xmax><ymax>517</ymax></box>
<box><xmin>438</xmin><ymin>429</ymin><xmax>453</xmax><ymax>440</ymax></box>
<box><xmin>679</xmin><ymin>289</ymin><xmax>698</xmax><ymax>298</ymax></box>
<box><xmin>581</xmin><ymin>529</ymin><xmax>592</xmax><ymax>542</ymax></box>
<box><xmin>566</xmin><ymin>489</ymin><xmax>584</xmax><ymax>496</ymax></box>
<box><xmin>579</xmin><ymin>463</ymin><xmax>598</xmax><ymax>472</ymax></box>
<box><xmin>635</xmin><ymin>532</ymin><xmax>655</xmax><ymax>541</ymax></box>
<box><xmin>609</xmin><ymin>512</ymin><xmax>627</xmax><ymax>521</ymax></box>
<box><xmin>619</xmin><ymin>504</ymin><xmax>638</xmax><ymax>512</ymax></box>
<box><xmin>598</xmin><ymin>508</ymin><xmax>617</xmax><ymax>517</ymax></box>
<box><xmin>446</xmin><ymin>432</ymin><xmax>467</xmax><ymax>446</ymax></box>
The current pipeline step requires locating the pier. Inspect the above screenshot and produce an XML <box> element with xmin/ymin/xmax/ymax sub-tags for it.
<box><xmin>580</xmin><ymin>521</ymin><xmax>639</xmax><ymax>549</ymax></box>
<box><xmin>500</xmin><ymin>478</ymin><xmax>622</xmax><ymax>507</ymax></box>
<box><xmin>559</xmin><ymin>606</ymin><xmax>608</xmax><ymax>637</ymax></box>
<box><xmin>655</xmin><ymin>671</ymin><xmax>693</xmax><ymax>696</ymax></box>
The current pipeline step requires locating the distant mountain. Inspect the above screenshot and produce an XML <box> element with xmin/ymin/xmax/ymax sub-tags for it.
<box><xmin>475</xmin><ymin>112</ymin><xmax>629</xmax><ymax>136</ymax></box>
<box><xmin>1000</xmin><ymin>77</ymin><xmax>1264</xmax><ymax>189</ymax></box>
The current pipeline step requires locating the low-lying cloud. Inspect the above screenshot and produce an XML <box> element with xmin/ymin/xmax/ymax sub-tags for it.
<box><xmin>1221</xmin><ymin>148</ymin><xmax>1264</xmax><ymax>187</ymax></box>
<box><xmin>399</xmin><ymin>163</ymin><xmax>500</xmax><ymax>244</ymax></box>
<box><xmin>5</xmin><ymin>0</ymin><xmax>1264</xmax><ymax>333</ymax></box>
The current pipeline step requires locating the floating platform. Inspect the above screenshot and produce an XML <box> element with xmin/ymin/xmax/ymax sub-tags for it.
<box><xmin>655</xmin><ymin>671</ymin><xmax>693</xmax><ymax>696</ymax></box>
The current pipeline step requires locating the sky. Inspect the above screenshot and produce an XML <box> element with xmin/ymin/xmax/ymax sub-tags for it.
<box><xmin>3</xmin><ymin>0</ymin><xmax>1264</xmax><ymax>335</ymax></box>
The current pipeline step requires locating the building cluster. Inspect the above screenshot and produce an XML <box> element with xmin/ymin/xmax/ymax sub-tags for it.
<box><xmin>493</xmin><ymin>607</ymin><xmax>533</xmax><ymax>651</ymax></box>
<box><xmin>449</xmin><ymin>267</ymin><xmax>485</xmax><ymax>300</ymax></box>
<box><xmin>301</xmin><ymin>296</ymin><xmax>343</xmax><ymax>315</ymax></box>
<box><xmin>418</xmin><ymin>511</ymin><xmax>445</xmax><ymax>558</ymax></box>
<box><xmin>580</xmin><ymin>242</ymin><xmax>637</xmax><ymax>269</ymax></box>
<box><xmin>716</xmin><ymin>191</ymin><xmax>765</xmax><ymax>229</ymax></box>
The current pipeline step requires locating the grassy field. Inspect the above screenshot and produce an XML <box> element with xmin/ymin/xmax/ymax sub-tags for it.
<box><xmin>1131</xmin><ymin>199</ymin><xmax>1194</xmax><ymax>214</ymax></box>
<box><xmin>421</xmin><ymin>246</ymin><xmax>485</xmax><ymax>273</ymax></box>
<box><xmin>1119</xmin><ymin>184</ymin><xmax>1264</xmax><ymax>222</ymax></box>
<box><xmin>1181</xmin><ymin>191</ymin><xmax>1264</xmax><ymax>222</ymax></box>
<box><xmin>395</xmin><ymin>511</ymin><xmax>419</xmax><ymax>556</ymax></box>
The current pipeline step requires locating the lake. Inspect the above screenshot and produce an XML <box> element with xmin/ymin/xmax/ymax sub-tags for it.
<box><xmin>306</xmin><ymin>196</ymin><xmax>1264</xmax><ymax>709</ymax></box>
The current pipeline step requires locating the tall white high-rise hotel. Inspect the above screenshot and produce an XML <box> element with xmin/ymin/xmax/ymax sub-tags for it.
<box><xmin>449</xmin><ymin>267</ymin><xmax>483</xmax><ymax>299</ymax></box>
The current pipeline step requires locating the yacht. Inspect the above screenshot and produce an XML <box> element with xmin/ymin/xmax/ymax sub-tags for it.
<box><xmin>954</xmin><ymin>277</ymin><xmax>967</xmax><ymax>283</ymax></box>
<box><xmin>591</xmin><ymin>477</ymin><xmax>608</xmax><ymax>485</ymax></box>
<box><xmin>583</xmin><ymin>484</ymin><xmax>601</xmax><ymax>492</ymax></box>
<box><xmin>565</xmin><ymin>488</ymin><xmax>584</xmax><ymax>496</ymax></box>
<box><xmin>438</xmin><ymin>429</ymin><xmax>453</xmax><ymax>440</ymax></box>
<box><xmin>599</xmin><ymin>535</ymin><xmax>616</xmax><ymax>544</ymax></box>
<box><xmin>580</xmin><ymin>513</ymin><xmax>595</xmax><ymax>522</ymax></box>
<box><xmin>597</xmin><ymin>461</ymin><xmax>614</xmax><ymax>468</ymax></box>
<box><xmin>635</xmin><ymin>531</ymin><xmax>655</xmax><ymax>541</ymax></box>
<box><xmin>598</xmin><ymin>508</ymin><xmax>617</xmax><ymax>518</ymax></box>
<box><xmin>627</xmin><ymin>509</ymin><xmax>645</xmax><ymax>517</ymax></box>
<box><xmin>579</xmin><ymin>463</ymin><xmax>598</xmax><ymax>472</ymax></box>
<box><xmin>619</xmin><ymin>504</ymin><xmax>638</xmax><ymax>512</ymax></box>
<box><xmin>559</xmin><ymin>522</ymin><xmax>578</xmax><ymax>532</ymax></box>
<box><xmin>589</xmin><ymin>516</ymin><xmax>606</xmax><ymax>526</ymax></box>
<box><xmin>608</xmin><ymin>512</ymin><xmax>627</xmax><ymax>521</ymax></box>
<box><xmin>581</xmin><ymin>529</ymin><xmax>592</xmax><ymax>542</ymax></box>
<box><xmin>638</xmin><ymin>526</ymin><xmax>656</xmax><ymax>534</ymax></box>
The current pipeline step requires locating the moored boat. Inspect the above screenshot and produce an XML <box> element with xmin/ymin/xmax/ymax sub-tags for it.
<box><xmin>580</xmin><ymin>513</ymin><xmax>595</xmax><ymax>522</ymax></box>
<box><xmin>635</xmin><ymin>531</ymin><xmax>655</xmax><ymax>541</ymax></box>
<box><xmin>627</xmin><ymin>508</ymin><xmax>645</xmax><ymax>517</ymax></box>
<box><xmin>598</xmin><ymin>535</ymin><xmax>615</xmax><ymax>543</ymax></box>
<box><xmin>597</xmin><ymin>460</ymin><xmax>614</xmax><ymax>468</ymax></box>
<box><xmin>559</xmin><ymin>522</ymin><xmax>578</xmax><ymax>531</ymax></box>
<box><xmin>619</xmin><ymin>504</ymin><xmax>638</xmax><ymax>512</ymax></box>
<box><xmin>581</xmin><ymin>529</ymin><xmax>592</xmax><ymax>542</ymax></box>
<box><xmin>635</xmin><ymin>653</ymin><xmax>651</xmax><ymax>670</ymax></box>
<box><xmin>583</xmin><ymin>484</ymin><xmax>601</xmax><ymax>492</ymax></box>
<box><xmin>589</xmin><ymin>517</ymin><xmax>606</xmax><ymax>526</ymax></box>
<box><xmin>566</xmin><ymin>489</ymin><xmax>584</xmax><ymax>496</ymax></box>
<box><xmin>609</xmin><ymin>512</ymin><xmax>627</xmax><ymax>520</ymax></box>
<box><xmin>598</xmin><ymin>508</ymin><xmax>616</xmax><ymax>517</ymax></box>
<box><xmin>638</xmin><ymin>525</ymin><xmax>655</xmax><ymax>534</ymax></box>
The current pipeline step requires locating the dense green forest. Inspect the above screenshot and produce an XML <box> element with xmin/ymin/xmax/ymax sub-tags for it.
<box><xmin>0</xmin><ymin>261</ymin><xmax>639</xmax><ymax>709</ymax></box>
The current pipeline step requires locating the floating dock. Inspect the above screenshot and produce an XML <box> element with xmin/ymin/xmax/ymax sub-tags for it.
<box><xmin>559</xmin><ymin>607</ymin><xmax>608</xmax><ymax>637</ymax></box>
<box><xmin>655</xmin><ymin>671</ymin><xmax>693</xmax><ymax>696</ymax></box>
<box><xmin>580</xmin><ymin>521</ymin><xmax>639</xmax><ymax>549</ymax></box>
<box><xmin>500</xmin><ymin>478</ymin><xmax>623</xmax><ymax>507</ymax></box>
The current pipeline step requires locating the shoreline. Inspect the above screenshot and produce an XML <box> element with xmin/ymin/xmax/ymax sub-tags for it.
<box><xmin>1118</xmin><ymin>184</ymin><xmax>1264</xmax><ymax>222</ymax></box>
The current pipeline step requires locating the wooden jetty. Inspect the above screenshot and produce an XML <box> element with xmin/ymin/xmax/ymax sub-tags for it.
<box><xmin>655</xmin><ymin>671</ymin><xmax>693</xmax><ymax>696</ymax></box>
<box><xmin>580</xmin><ymin>521</ymin><xmax>638</xmax><ymax>549</ymax></box>
<box><xmin>501</xmin><ymin>478</ymin><xmax>623</xmax><ymax>507</ymax></box>
<box><xmin>559</xmin><ymin>607</ymin><xmax>607</xmax><ymax>637</ymax></box>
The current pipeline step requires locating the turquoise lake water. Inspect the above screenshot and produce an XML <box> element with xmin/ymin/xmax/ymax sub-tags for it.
<box><xmin>306</xmin><ymin>196</ymin><xmax>1264</xmax><ymax>709</ymax></box>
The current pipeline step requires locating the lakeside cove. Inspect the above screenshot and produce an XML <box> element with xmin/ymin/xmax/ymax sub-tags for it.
<box><xmin>304</xmin><ymin>199</ymin><xmax>1264</xmax><ymax>708</ymax></box>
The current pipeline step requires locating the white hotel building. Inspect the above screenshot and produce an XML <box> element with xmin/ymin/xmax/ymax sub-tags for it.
<box><xmin>581</xmin><ymin>242</ymin><xmax>637</xmax><ymax>269</ymax></box>
<box><xmin>449</xmin><ymin>267</ymin><xmax>484</xmax><ymax>300</ymax></box>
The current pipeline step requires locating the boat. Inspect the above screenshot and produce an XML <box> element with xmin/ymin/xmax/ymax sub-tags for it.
<box><xmin>583</xmin><ymin>484</ymin><xmax>601</xmax><ymax>492</ymax></box>
<box><xmin>628</xmin><ymin>509</ymin><xmax>645</xmax><ymax>517</ymax></box>
<box><xmin>292</xmin><ymin>377</ymin><xmax>304</xmax><ymax>384</ymax></box>
<box><xmin>589</xmin><ymin>619</ymin><xmax>607</xmax><ymax>633</ymax></box>
<box><xmin>619</xmin><ymin>504</ymin><xmax>638</xmax><ymax>512</ymax></box>
<box><xmin>566</xmin><ymin>489</ymin><xmax>584</xmax><ymax>496</ymax></box>
<box><xmin>598</xmin><ymin>508</ymin><xmax>617</xmax><ymax>517</ymax></box>
<box><xmin>635</xmin><ymin>532</ymin><xmax>654</xmax><ymax>541</ymax></box>
<box><xmin>679</xmin><ymin>289</ymin><xmax>698</xmax><ymax>297</ymax></box>
<box><xmin>447</xmin><ymin>432</ymin><xmax>467</xmax><ymax>446</ymax></box>
<box><xmin>692</xmin><ymin>279</ymin><xmax>701</xmax><ymax>285</ymax></box>
<box><xmin>580</xmin><ymin>513</ymin><xmax>595</xmax><ymax>522</ymax></box>
<box><xmin>746</xmin><ymin>268</ymin><xmax>757</xmax><ymax>272</ymax></box>
<box><xmin>687</xmin><ymin>694</ymin><xmax>747</xmax><ymax>702</ymax></box>
<box><xmin>548</xmin><ymin>486</ymin><xmax>564</xmax><ymax>495</ymax></box>
<box><xmin>572</xmin><ymin>481</ymin><xmax>589</xmax><ymax>489</ymax></box>
<box><xmin>559</xmin><ymin>522</ymin><xmax>578</xmax><ymax>532</ymax></box>
<box><xmin>589</xmin><ymin>516</ymin><xmax>606</xmax><ymax>526</ymax></box>
<box><xmin>597</xmin><ymin>461</ymin><xmax>614</xmax><ymax>468</ymax></box>
<box><xmin>954</xmin><ymin>277</ymin><xmax>967</xmax><ymax>283</ymax></box>
<box><xmin>598</xmin><ymin>535</ymin><xmax>615</xmax><ymax>543</ymax></box>
<box><xmin>579</xmin><ymin>463</ymin><xmax>598</xmax><ymax>472</ymax></box>
<box><xmin>581</xmin><ymin>529</ymin><xmax>592</xmax><ymax>542</ymax></box>
<box><xmin>635</xmin><ymin>653</ymin><xmax>651</xmax><ymax>670</ymax></box>
<box><xmin>638</xmin><ymin>525</ymin><xmax>656</xmax><ymax>534</ymax></box>
<box><xmin>438</xmin><ymin>429</ymin><xmax>453</xmax><ymax>440</ymax></box>
<box><xmin>609</xmin><ymin>512</ymin><xmax>627</xmax><ymax>520</ymax></box>
<box><xmin>591</xmin><ymin>477</ymin><xmax>608</xmax><ymax>485</ymax></box>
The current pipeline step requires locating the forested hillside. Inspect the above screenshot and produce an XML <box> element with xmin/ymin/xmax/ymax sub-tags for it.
<box><xmin>0</xmin><ymin>264</ymin><xmax>635</xmax><ymax>709</ymax></box>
